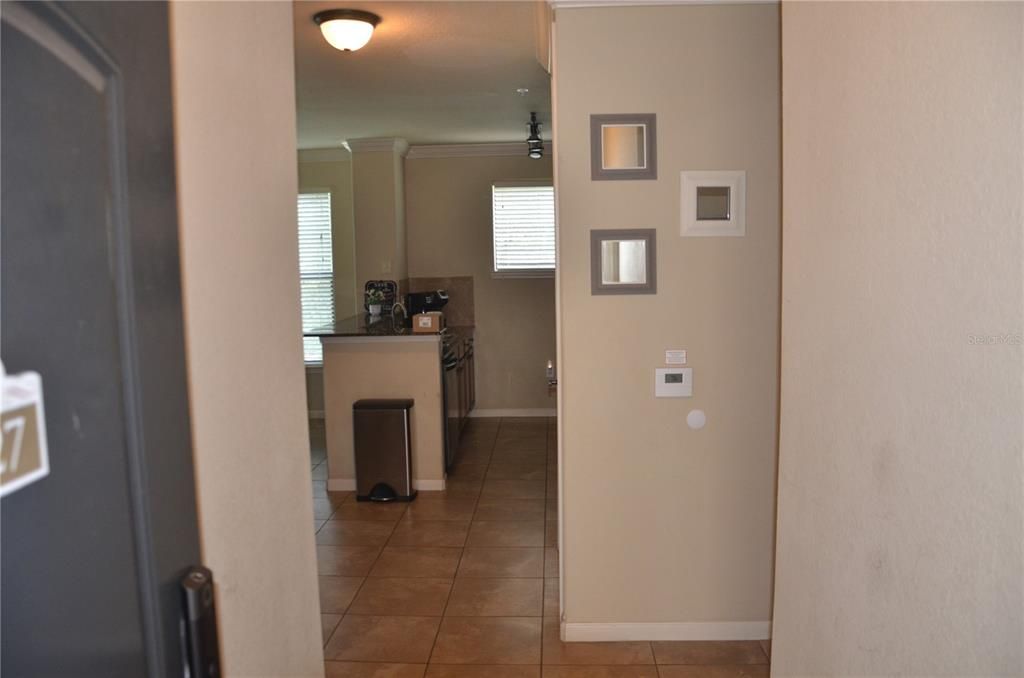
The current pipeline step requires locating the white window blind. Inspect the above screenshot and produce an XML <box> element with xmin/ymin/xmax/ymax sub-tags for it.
<box><xmin>297</xmin><ymin>192</ymin><xmax>334</xmax><ymax>364</ymax></box>
<box><xmin>492</xmin><ymin>182</ymin><xmax>555</xmax><ymax>275</ymax></box>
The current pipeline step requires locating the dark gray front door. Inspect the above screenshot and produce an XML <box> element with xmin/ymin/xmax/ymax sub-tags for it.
<box><xmin>1</xmin><ymin>2</ymin><xmax>202</xmax><ymax>676</ymax></box>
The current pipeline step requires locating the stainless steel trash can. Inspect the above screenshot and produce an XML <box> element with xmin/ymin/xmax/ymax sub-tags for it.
<box><xmin>353</xmin><ymin>399</ymin><xmax>416</xmax><ymax>502</ymax></box>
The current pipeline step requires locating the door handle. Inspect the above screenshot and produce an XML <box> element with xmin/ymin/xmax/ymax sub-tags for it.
<box><xmin>181</xmin><ymin>566</ymin><xmax>221</xmax><ymax>678</ymax></box>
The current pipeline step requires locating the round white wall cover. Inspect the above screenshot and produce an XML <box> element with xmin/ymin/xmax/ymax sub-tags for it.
<box><xmin>687</xmin><ymin>409</ymin><xmax>706</xmax><ymax>430</ymax></box>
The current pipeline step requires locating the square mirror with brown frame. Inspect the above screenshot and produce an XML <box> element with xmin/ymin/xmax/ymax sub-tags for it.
<box><xmin>590</xmin><ymin>114</ymin><xmax>657</xmax><ymax>181</ymax></box>
<box><xmin>590</xmin><ymin>229</ymin><xmax>657</xmax><ymax>295</ymax></box>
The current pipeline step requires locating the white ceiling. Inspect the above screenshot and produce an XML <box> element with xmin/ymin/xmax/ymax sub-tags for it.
<box><xmin>293</xmin><ymin>1</ymin><xmax>552</xmax><ymax>148</ymax></box>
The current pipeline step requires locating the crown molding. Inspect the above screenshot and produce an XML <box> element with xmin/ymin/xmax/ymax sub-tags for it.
<box><xmin>406</xmin><ymin>142</ymin><xmax>552</xmax><ymax>160</ymax></box>
<box><xmin>298</xmin><ymin>147</ymin><xmax>351</xmax><ymax>163</ymax></box>
<box><xmin>342</xmin><ymin>137</ymin><xmax>410</xmax><ymax>156</ymax></box>
<box><xmin>549</xmin><ymin>0</ymin><xmax>775</xmax><ymax>8</ymax></box>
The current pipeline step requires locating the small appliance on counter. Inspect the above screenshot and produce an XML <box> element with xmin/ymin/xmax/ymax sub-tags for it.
<box><xmin>406</xmin><ymin>290</ymin><xmax>448</xmax><ymax>316</ymax></box>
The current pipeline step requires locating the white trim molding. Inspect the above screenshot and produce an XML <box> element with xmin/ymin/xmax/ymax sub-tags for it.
<box><xmin>298</xmin><ymin>147</ymin><xmax>351</xmax><ymax>163</ymax></box>
<box><xmin>327</xmin><ymin>478</ymin><xmax>445</xmax><ymax>491</ymax></box>
<box><xmin>343</xmin><ymin>137</ymin><xmax>410</xmax><ymax>156</ymax></box>
<box><xmin>469</xmin><ymin>408</ymin><xmax>557</xmax><ymax>418</ymax></box>
<box><xmin>406</xmin><ymin>142</ymin><xmax>552</xmax><ymax>160</ymax></box>
<box><xmin>550</xmin><ymin>0</ymin><xmax>775</xmax><ymax>8</ymax></box>
<box><xmin>561</xmin><ymin>621</ymin><xmax>772</xmax><ymax>642</ymax></box>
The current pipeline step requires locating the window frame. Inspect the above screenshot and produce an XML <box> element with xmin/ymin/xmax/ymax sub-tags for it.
<box><xmin>491</xmin><ymin>179</ymin><xmax>556</xmax><ymax>279</ymax></box>
<box><xmin>297</xmin><ymin>189</ymin><xmax>335</xmax><ymax>366</ymax></box>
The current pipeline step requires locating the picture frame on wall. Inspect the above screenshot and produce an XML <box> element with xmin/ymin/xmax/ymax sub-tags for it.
<box><xmin>590</xmin><ymin>114</ymin><xmax>658</xmax><ymax>181</ymax></box>
<box><xmin>680</xmin><ymin>170</ymin><xmax>746</xmax><ymax>237</ymax></box>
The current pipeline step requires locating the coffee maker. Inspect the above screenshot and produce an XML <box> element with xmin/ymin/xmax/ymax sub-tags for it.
<box><xmin>406</xmin><ymin>290</ymin><xmax>448</xmax><ymax>316</ymax></box>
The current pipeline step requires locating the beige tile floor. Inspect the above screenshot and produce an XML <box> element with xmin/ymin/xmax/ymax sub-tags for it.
<box><xmin>310</xmin><ymin>417</ymin><xmax>771</xmax><ymax>678</ymax></box>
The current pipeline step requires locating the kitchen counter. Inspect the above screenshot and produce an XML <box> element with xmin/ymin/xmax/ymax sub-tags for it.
<box><xmin>307</xmin><ymin>314</ymin><xmax>473</xmax><ymax>343</ymax></box>
<box><xmin>310</xmin><ymin>314</ymin><xmax>475</xmax><ymax>493</ymax></box>
<box><xmin>306</xmin><ymin>314</ymin><xmax>413</xmax><ymax>337</ymax></box>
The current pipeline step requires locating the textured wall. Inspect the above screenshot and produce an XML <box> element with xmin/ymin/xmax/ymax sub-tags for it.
<box><xmin>170</xmin><ymin>3</ymin><xmax>324</xmax><ymax>675</ymax></box>
<box><xmin>773</xmin><ymin>2</ymin><xmax>1023</xmax><ymax>675</ymax></box>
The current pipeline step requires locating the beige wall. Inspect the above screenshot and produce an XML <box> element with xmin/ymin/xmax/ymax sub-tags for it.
<box><xmin>406</xmin><ymin>155</ymin><xmax>557</xmax><ymax>411</ymax></box>
<box><xmin>773</xmin><ymin>3</ymin><xmax>1023</xmax><ymax>675</ymax></box>
<box><xmin>553</xmin><ymin>4</ymin><xmax>779</xmax><ymax>634</ymax></box>
<box><xmin>306</xmin><ymin>366</ymin><xmax>325</xmax><ymax>414</ymax></box>
<box><xmin>322</xmin><ymin>339</ymin><xmax>446</xmax><ymax>487</ymax></box>
<box><xmin>298</xmin><ymin>152</ymin><xmax>358</xmax><ymax>320</ymax></box>
<box><xmin>170</xmin><ymin>3</ymin><xmax>323</xmax><ymax>676</ymax></box>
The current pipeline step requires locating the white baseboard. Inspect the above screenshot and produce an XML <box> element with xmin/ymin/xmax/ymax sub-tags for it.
<box><xmin>318</xmin><ymin>408</ymin><xmax>555</xmax><ymax>421</ymax></box>
<box><xmin>561</xmin><ymin>621</ymin><xmax>771</xmax><ymax>642</ymax></box>
<box><xmin>469</xmin><ymin>408</ymin><xmax>557</xmax><ymax>418</ymax></box>
<box><xmin>327</xmin><ymin>478</ymin><xmax>445</xmax><ymax>492</ymax></box>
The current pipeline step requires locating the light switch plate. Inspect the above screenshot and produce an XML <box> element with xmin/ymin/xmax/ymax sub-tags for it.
<box><xmin>665</xmin><ymin>350</ymin><xmax>687</xmax><ymax>365</ymax></box>
<box><xmin>655</xmin><ymin>368</ymin><xmax>692</xmax><ymax>397</ymax></box>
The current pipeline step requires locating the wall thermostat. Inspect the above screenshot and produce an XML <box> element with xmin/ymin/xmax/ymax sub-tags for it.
<box><xmin>655</xmin><ymin>368</ymin><xmax>692</xmax><ymax>397</ymax></box>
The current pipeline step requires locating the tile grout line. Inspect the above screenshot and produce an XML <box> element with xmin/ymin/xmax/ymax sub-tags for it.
<box><xmin>323</xmin><ymin>500</ymin><xmax>403</xmax><ymax>651</ymax></box>
<box><xmin>321</xmin><ymin>418</ymin><xmax>560</xmax><ymax>668</ymax></box>
<box><xmin>426</xmin><ymin>418</ymin><xmax>499</xmax><ymax>666</ymax></box>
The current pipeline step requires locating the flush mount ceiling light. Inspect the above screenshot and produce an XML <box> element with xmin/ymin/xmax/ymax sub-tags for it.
<box><xmin>314</xmin><ymin>9</ymin><xmax>381</xmax><ymax>52</ymax></box>
<box><xmin>527</xmin><ymin>112</ymin><xmax>543</xmax><ymax>159</ymax></box>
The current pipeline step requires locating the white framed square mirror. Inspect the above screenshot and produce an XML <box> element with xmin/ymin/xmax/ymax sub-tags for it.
<box><xmin>680</xmin><ymin>170</ymin><xmax>746</xmax><ymax>237</ymax></box>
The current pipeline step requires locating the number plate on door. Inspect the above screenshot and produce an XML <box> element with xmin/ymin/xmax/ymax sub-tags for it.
<box><xmin>1</xmin><ymin>370</ymin><xmax>50</xmax><ymax>497</ymax></box>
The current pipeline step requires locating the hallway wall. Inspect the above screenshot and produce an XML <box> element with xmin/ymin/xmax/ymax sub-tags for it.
<box><xmin>773</xmin><ymin>3</ymin><xmax>1023</xmax><ymax>675</ymax></box>
<box><xmin>171</xmin><ymin>2</ymin><xmax>324</xmax><ymax>676</ymax></box>
<box><xmin>553</xmin><ymin>3</ymin><xmax>780</xmax><ymax>636</ymax></box>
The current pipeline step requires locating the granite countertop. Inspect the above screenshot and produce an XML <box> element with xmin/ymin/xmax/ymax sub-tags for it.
<box><xmin>306</xmin><ymin>314</ymin><xmax>473</xmax><ymax>341</ymax></box>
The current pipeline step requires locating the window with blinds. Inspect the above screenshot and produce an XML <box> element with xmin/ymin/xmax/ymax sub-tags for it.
<box><xmin>297</xmin><ymin>192</ymin><xmax>334</xmax><ymax>364</ymax></box>
<box><xmin>492</xmin><ymin>181</ymin><xmax>556</xmax><ymax>276</ymax></box>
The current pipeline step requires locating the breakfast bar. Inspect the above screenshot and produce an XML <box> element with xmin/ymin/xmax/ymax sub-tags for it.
<box><xmin>307</xmin><ymin>314</ymin><xmax>474</xmax><ymax>493</ymax></box>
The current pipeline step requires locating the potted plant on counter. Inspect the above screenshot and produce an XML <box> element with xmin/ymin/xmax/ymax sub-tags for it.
<box><xmin>366</xmin><ymin>288</ymin><xmax>385</xmax><ymax>317</ymax></box>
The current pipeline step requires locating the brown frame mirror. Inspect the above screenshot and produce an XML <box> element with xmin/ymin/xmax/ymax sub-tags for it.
<box><xmin>590</xmin><ymin>229</ymin><xmax>657</xmax><ymax>295</ymax></box>
<box><xmin>590</xmin><ymin>114</ymin><xmax>657</xmax><ymax>181</ymax></box>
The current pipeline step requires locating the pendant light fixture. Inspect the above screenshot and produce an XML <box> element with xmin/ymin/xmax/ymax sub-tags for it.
<box><xmin>314</xmin><ymin>9</ymin><xmax>381</xmax><ymax>52</ymax></box>
<box><xmin>526</xmin><ymin>112</ymin><xmax>543</xmax><ymax>159</ymax></box>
